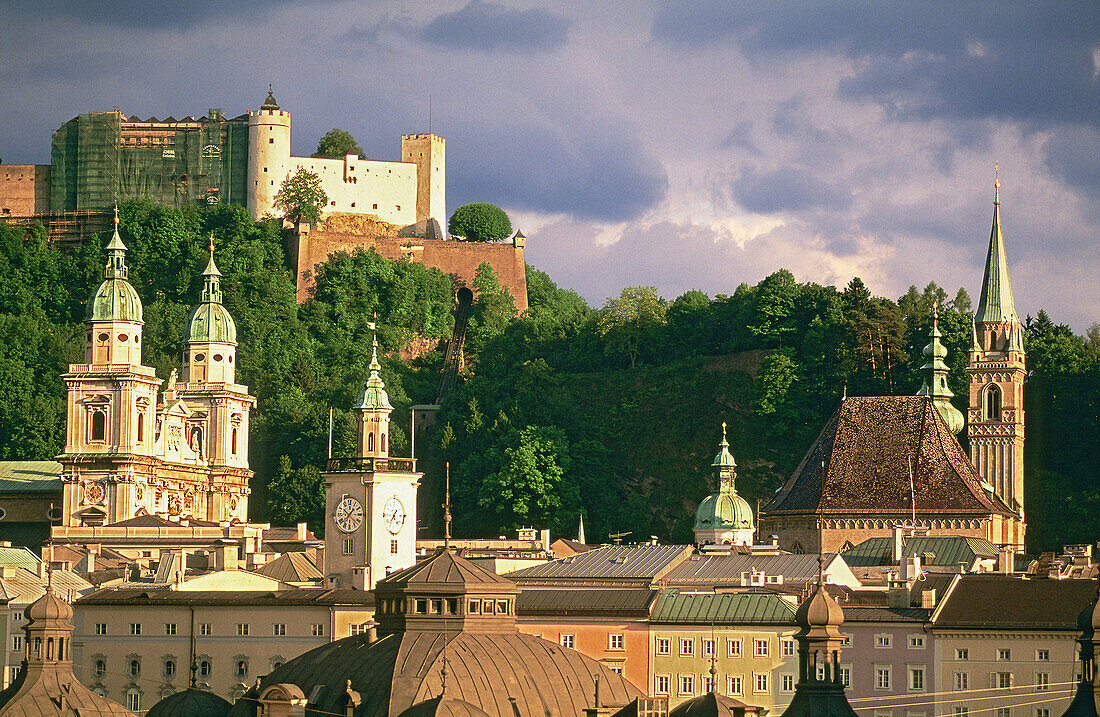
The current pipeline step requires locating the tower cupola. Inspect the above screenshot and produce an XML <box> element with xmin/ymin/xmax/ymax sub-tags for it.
<box><xmin>917</xmin><ymin>308</ymin><xmax>965</xmax><ymax>435</ymax></box>
<box><xmin>694</xmin><ymin>422</ymin><xmax>755</xmax><ymax>546</ymax></box>
<box><xmin>85</xmin><ymin>207</ymin><xmax>144</xmax><ymax>366</ymax></box>
<box><xmin>183</xmin><ymin>235</ymin><xmax>237</xmax><ymax>384</ymax></box>
<box><xmin>355</xmin><ymin>336</ymin><xmax>393</xmax><ymax>459</ymax></box>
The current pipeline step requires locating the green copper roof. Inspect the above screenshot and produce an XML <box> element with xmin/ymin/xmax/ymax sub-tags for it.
<box><xmin>354</xmin><ymin>338</ymin><xmax>393</xmax><ymax>411</ymax></box>
<box><xmin>712</xmin><ymin>422</ymin><xmax>736</xmax><ymax>468</ymax></box>
<box><xmin>86</xmin><ymin>212</ymin><xmax>143</xmax><ymax>322</ymax></box>
<box><xmin>695</xmin><ymin>424</ymin><xmax>754</xmax><ymax>532</ymax></box>
<box><xmin>916</xmin><ymin>311</ymin><xmax>964</xmax><ymax>435</ymax></box>
<box><xmin>975</xmin><ymin>180</ymin><xmax>1019</xmax><ymax>324</ymax></box>
<box><xmin>651</xmin><ymin>589</ymin><xmax>797</xmax><ymax>624</ymax></box>
<box><xmin>184</xmin><ymin>238</ymin><xmax>236</xmax><ymax>344</ymax></box>
<box><xmin>841</xmin><ymin>535</ymin><xmax>998</xmax><ymax>568</ymax></box>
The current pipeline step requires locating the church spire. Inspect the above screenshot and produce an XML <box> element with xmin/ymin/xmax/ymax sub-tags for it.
<box><xmin>104</xmin><ymin>205</ymin><xmax>128</xmax><ymax>280</ymax></box>
<box><xmin>200</xmin><ymin>233</ymin><xmax>223</xmax><ymax>304</ymax></box>
<box><xmin>917</xmin><ymin>306</ymin><xmax>965</xmax><ymax>435</ymax></box>
<box><xmin>354</xmin><ymin>331</ymin><xmax>393</xmax><ymax>458</ymax></box>
<box><xmin>975</xmin><ymin>164</ymin><xmax>1019</xmax><ymax>325</ymax></box>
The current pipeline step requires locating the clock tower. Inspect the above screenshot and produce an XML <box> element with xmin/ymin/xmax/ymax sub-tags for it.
<box><xmin>323</xmin><ymin>338</ymin><xmax>421</xmax><ymax>589</ymax></box>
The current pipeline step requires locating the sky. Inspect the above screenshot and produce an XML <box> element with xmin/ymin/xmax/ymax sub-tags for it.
<box><xmin>4</xmin><ymin>1</ymin><xmax>1098</xmax><ymax>330</ymax></box>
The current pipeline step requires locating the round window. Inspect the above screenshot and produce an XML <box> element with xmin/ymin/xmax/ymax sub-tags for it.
<box><xmin>135</xmin><ymin>335</ymin><xmax>140</xmax><ymax>343</ymax></box>
<box><xmin>0</xmin><ymin>507</ymin><xmax>7</xmax><ymax>521</ymax></box>
<box><xmin>47</xmin><ymin>507</ymin><xmax>62</xmax><ymax>521</ymax></box>
<box><xmin>118</xmin><ymin>334</ymin><xmax>127</xmax><ymax>342</ymax></box>
<box><xmin>98</xmin><ymin>333</ymin><xmax>109</xmax><ymax>342</ymax></box>
<box><xmin>213</xmin><ymin>354</ymin><xmax>223</xmax><ymax>362</ymax></box>
<box><xmin>195</xmin><ymin>353</ymin><xmax>205</xmax><ymax>361</ymax></box>
<box><xmin>228</xmin><ymin>355</ymin><xmax>233</xmax><ymax>363</ymax></box>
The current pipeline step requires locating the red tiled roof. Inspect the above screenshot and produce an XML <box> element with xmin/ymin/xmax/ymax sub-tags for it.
<box><xmin>764</xmin><ymin>396</ymin><xmax>1014</xmax><ymax>517</ymax></box>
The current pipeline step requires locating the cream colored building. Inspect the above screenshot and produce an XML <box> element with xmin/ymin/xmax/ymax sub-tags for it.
<box><xmin>72</xmin><ymin>585</ymin><xmax>374</xmax><ymax>710</ymax></box>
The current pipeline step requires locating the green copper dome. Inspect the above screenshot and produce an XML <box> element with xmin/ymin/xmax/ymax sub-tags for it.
<box><xmin>184</xmin><ymin>238</ymin><xmax>237</xmax><ymax>344</ymax></box>
<box><xmin>695</xmin><ymin>423</ymin><xmax>754</xmax><ymax>532</ymax></box>
<box><xmin>354</xmin><ymin>338</ymin><xmax>393</xmax><ymax>410</ymax></box>
<box><xmin>87</xmin><ymin>215</ymin><xmax>143</xmax><ymax>323</ymax></box>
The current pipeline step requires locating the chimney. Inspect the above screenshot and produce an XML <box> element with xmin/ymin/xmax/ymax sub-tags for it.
<box><xmin>297</xmin><ymin>522</ymin><xmax>308</xmax><ymax>541</ymax></box>
<box><xmin>921</xmin><ymin>589</ymin><xmax>937</xmax><ymax>609</ymax></box>
<box><xmin>214</xmin><ymin>545</ymin><xmax>239</xmax><ymax>571</ymax></box>
<box><xmin>892</xmin><ymin>526</ymin><xmax>905</xmax><ymax>563</ymax></box>
<box><xmin>902</xmin><ymin>554</ymin><xmax>921</xmax><ymax>582</ymax></box>
<box><xmin>541</xmin><ymin>529</ymin><xmax>551</xmax><ymax>553</ymax></box>
<box><xmin>998</xmin><ymin>545</ymin><xmax>1015</xmax><ymax>574</ymax></box>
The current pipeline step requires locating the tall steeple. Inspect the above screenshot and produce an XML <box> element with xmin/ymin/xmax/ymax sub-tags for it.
<box><xmin>84</xmin><ymin>206</ymin><xmax>144</xmax><ymax>366</ymax></box>
<box><xmin>183</xmin><ymin>234</ymin><xmax>238</xmax><ymax>384</ymax></box>
<box><xmin>967</xmin><ymin>166</ymin><xmax>1026</xmax><ymax>548</ymax></box>
<box><xmin>917</xmin><ymin>307</ymin><xmax>965</xmax><ymax>435</ymax></box>
<box><xmin>355</xmin><ymin>334</ymin><xmax>394</xmax><ymax>459</ymax></box>
<box><xmin>694</xmin><ymin>423</ymin><xmax>755</xmax><ymax>546</ymax></box>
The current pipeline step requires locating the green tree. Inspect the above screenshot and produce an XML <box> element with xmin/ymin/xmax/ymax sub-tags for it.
<box><xmin>312</xmin><ymin>129</ymin><xmax>364</xmax><ymax>159</ymax></box>
<box><xmin>448</xmin><ymin>203</ymin><xmax>513</xmax><ymax>242</ymax></box>
<box><xmin>597</xmin><ymin>286</ymin><xmax>667</xmax><ymax>368</ymax></box>
<box><xmin>266</xmin><ymin>455</ymin><xmax>326</xmax><ymax>530</ymax></box>
<box><xmin>466</xmin><ymin>262</ymin><xmax>517</xmax><ymax>356</ymax></box>
<box><xmin>478</xmin><ymin>426</ymin><xmax>571</xmax><ymax>531</ymax></box>
<box><xmin>274</xmin><ymin>168</ymin><xmax>329</xmax><ymax>225</ymax></box>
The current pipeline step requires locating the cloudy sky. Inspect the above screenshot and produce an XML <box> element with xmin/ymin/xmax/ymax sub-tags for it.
<box><xmin>4</xmin><ymin>1</ymin><xmax>1098</xmax><ymax>329</ymax></box>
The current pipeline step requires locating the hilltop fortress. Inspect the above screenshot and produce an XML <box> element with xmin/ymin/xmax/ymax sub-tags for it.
<box><xmin>0</xmin><ymin>88</ymin><xmax>527</xmax><ymax>309</ymax></box>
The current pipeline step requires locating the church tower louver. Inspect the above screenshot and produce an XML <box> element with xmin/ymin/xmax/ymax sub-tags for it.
<box><xmin>967</xmin><ymin>169</ymin><xmax>1026</xmax><ymax>547</ymax></box>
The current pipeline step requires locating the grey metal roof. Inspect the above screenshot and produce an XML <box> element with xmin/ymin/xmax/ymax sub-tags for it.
<box><xmin>0</xmin><ymin>461</ymin><xmax>61</xmax><ymax>492</ymax></box>
<box><xmin>517</xmin><ymin>589</ymin><xmax>657</xmax><ymax>617</ymax></box>
<box><xmin>933</xmin><ymin>575</ymin><xmax>1096</xmax><ymax>630</ymax></box>
<box><xmin>661</xmin><ymin>553</ymin><xmax>840</xmax><ymax>585</ymax></box>
<box><xmin>506</xmin><ymin>545</ymin><xmax>693</xmax><ymax>582</ymax></box>
<box><xmin>650</xmin><ymin>589</ymin><xmax>797</xmax><ymax>625</ymax></box>
<box><xmin>839</xmin><ymin>606</ymin><xmax>932</xmax><ymax>623</ymax></box>
<box><xmin>76</xmin><ymin>587</ymin><xmax>375</xmax><ymax>606</ymax></box>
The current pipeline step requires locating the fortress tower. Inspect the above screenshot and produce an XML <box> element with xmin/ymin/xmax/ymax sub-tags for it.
<box><xmin>967</xmin><ymin>171</ymin><xmax>1026</xmax><ymax>546</ymax></box>
<box><xmin>401</xmin><ymin>133</ymin><xmax>446</xmax><ymax>239</ymax></box>
<box><xmin>246</xmin><ymin>87</ymin><xmax>291</xmax><ymax>220</ymax></box>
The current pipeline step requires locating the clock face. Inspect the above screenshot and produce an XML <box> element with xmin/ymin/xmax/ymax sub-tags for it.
<box><xmin>383</xmin><ymin>496</ymin><xmax>405</xmax><ymax>534</ymax></box>
<box><xmin>84</xmin><ymin>482</ymin><xmax>104</xmax><ymax>504</ymax></box>
<box><xmin>335</xmin><ymin>496</ymin><xmax>364</xmax><ymax>534</ymax></box>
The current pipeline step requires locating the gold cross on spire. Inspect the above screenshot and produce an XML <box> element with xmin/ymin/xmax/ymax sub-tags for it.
<box><xmin>208</xmin><ymin>232</ymin><xmax>215</xmax><ymax>255</ymax></box>
<box><xmin>113</xmin><ymin>205</ymin><xmax>119</xmax><ymax>227</ymax></box>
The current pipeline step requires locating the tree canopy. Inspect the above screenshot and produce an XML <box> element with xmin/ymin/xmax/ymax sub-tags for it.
<box><xmin>274</xmin><ymin>168</ymin><xmax>329</xmax><ymax>225</ymax></box>
<box><xmin>312</xmin><ymin>128</ymin><xmax>364</xmax><ymax>159</ymax></box>
<box><xmin>447</xmin><ymin>203</ymin><xmax>513</xmax><ymax>242</ymax></box>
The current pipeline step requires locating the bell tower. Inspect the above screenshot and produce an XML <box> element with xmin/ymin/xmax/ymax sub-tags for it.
<box><xmin>967</xmin><ymin>168</ymin><xmax>1026</xmax><ymax>547</ymax></box>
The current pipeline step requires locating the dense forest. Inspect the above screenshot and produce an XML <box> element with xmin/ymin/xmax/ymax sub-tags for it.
<box><xmin>0</xmin><ymin>202</ymin><xmax>1096</xmax><ymax>552</ymax></box>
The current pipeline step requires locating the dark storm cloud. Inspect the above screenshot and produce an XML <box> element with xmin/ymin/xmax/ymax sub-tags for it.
<box><xmin>732</xmin><ymin>167</ymin><xmax>851</xmax><ymax>214</ymax></box>
<box><xmin>651</xmin><ymin>1</ymin><xmax>1100</xmax><ymax>129</ymax></box>
<box><xmin>1043</xmin><ymin>125</ymin><xmax>1100</xmax><ymax>196</ymax></box>
<box><xmin>448</xmin><ymin>119</ymin><xmax>667</xmax><ymax>222</ymax></box>
<box><xmin>5</xmin><ymin>0</ymin><xmax>318</xmax><ymax>30</ymax></box>
<box><xmin>421</xmin><ymin>1</ymin><xmax>572</xmax><ymax>53</ymax></box>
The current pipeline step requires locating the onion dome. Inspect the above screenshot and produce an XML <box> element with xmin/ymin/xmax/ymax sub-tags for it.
<box><xmin>796</xmin><ymin>584</ymin><xmax>844</xmax><ymax>632</ymax></box>
<box><xmin>669</xmin><ymin>692</ymin><xmax>765</xmax><ymax>717</ymax></box>
<box><xmin>916</xmin><ymin>309</ymin><xmax>964</xmax><ymax>435</ymax></box>
<box><xmin>354</xmin><ymin>338</ymin><xmax>393</xmax><ymax>410</ymax></box>
<box><xmin>87</xmin><ymin>207</ymin><xmax>143</xmax><ymax>322</ymax></box>
<box><xmin>146</xmin><ymin>689</ymin><xmax>231</xmax><ymax>717</ymax></box>
<box><xmin>261</xmin><ymin>84</ymin><xmax>280</xmax><ymax>111</ymax></box>
<box><xmin>26</xmin><ymin>590</ymin><xmax>73</xmax><ymax>623</ymax></box>
<box><xmin>183</xmin><ymin>236</ymin><xmax>236</xmax><ymax>344</ymax></box>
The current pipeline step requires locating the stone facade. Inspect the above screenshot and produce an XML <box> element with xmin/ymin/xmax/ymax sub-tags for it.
<box><xmin>0</xmin><ymin>165</ymin><xmax>49</xmax><ymax>217</ymax></box>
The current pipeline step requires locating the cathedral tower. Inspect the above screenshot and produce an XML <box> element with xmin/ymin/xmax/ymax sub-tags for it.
<box><xmin>61</xmin><ymin>209</ymin><xmax>161</xmax><ymax>526</ymax></box>
<box><xmin>246</xmin><ymin>86</ymin><xmax>291</xmax><ymax>220</ymax></box>
<box><xmin>967</xmin><ymin>170</ymin><xmax>1026</xmax><ymax>546</ymax></box>
<box><xmin>401</xmin><ymin>133</ymin><xmax>446</xmax><ymax>239</ymax></box>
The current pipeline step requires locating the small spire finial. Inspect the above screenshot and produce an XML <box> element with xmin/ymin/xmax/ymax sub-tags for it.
<box><xmin>113</xmin><ymin>205</ymin><xmax>119</xmax><ymax>227</ymax></box>
<box><xmin>269</xmin><ymin>83</ymin><xmax>273</xmax><ymax>94</ymax></box>
<box><xmin>208</xmin><ymin>232</ymin><xmax>215</xmax><ymax>255</ymax></box>
<box><xmin>994</xmin><ymin>162</ymin><xmax>1000</xmax><ymax>204</ymax></box>
<box><xmin>721</xmin><ymin>421</ymin><xmax>727</xmax><ymax>440</ymax></box>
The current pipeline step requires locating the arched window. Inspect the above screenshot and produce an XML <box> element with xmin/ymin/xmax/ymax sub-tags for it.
<box><xmin>91</xmin><ymin>411</ymin><xmax>106</xmax><ymax>441</ymax></box>
<box><xmin>126</xmin><ymin>690</ymin><xmax>141</xmax><ymax>711</ymax></box>
<box><xmin>231</xmin><ymin>428</ymin><xmax>238</xmax><ymax>455</ymax></box>
<box><xmin>986</xmin><ymin>385</ymin><xmax>1002</xmax><ymax>420</ymax></box>
<box><xmin>381</xmin><ymin>433</ymin><xmax>386</xmax><ymax>452</ymax></box>
<box><xmin>367</xmin><ymin>433</ymin><xmax>375</xmax><ymax>452</ymax></box>
<box><xmin>129</xmin><ymin>658</ymin><xmax>141</xmax><ymax>677</ymax></box>
<box><xmin>137</xmin><ymin>413</ymin><xmax>144</xmax><ymax>443</ymax></box>
<box><xmin>94</xmin><ymin>658</ymin><xmax>107</xmax><ymax>678</ymax></box>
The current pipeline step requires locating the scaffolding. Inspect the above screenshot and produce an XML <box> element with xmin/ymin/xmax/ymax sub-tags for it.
<box><xmin>49</xmin><ymin>110</ymin><xmax>248</xmax><ymax>213</ymax></box>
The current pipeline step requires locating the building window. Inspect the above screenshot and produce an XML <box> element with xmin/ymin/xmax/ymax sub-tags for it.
<box><xmin>954</xmin><ymin>708</ymin><xmax>969</xmax><ymax>717</ymax></box>
<box><xmin>94</xmin><ymin>623</ymin><xmax>107</xmax><ymax>635</ymax></box>
<box><xmin>998</xmin><ymin>649</ymin><xmax>1012</xmax><ymax>661</ymax></box>
<box><xmin>609</xmin><ymin>634</ymin><xmax>624</xmax><ymax>650</ymax></box>
<box><xmin>727</xmin><ymin>638</ymin><xmax>742</xmax><ymax>657</ymax></box>
<box><xmin>163</xmin><ymin>658</ymin><xmax>176</xmax><ymax>678</ymax></box>
<box><xmin>910</xmin><ymin>667</ymin><xmax>925</xmax><ymax>691</ymax></box>
<box><xmin>995</xmin><ymin>710</ymin><xmax>1011</xmax><ymax>717</ymax></box>
<box><xmin>130</xmin><ymin>623</ymin><xmax>141</xmax><ymax>635</ymax></box>
<box><xmin>781</xmin><ymin>638</ymin><xmax>795</xmax><ymax>657</ymax></box>
<box><xmin>560</xmin><ymin>634</ymin><xmax>575</xmax><ymax>649</ymax></box>
<box><xmin>956</xmin><ymin>648</ymin><xmax>969</xmax><ymax>661</ymax></box>
<box><xmin>874</xmin><ymin>712</ymin><xmax>893</xmax><ymax>717</ymax></box>
<box><xmin>909</xmin><ymin>635</ymin><xmax>925</xmax><ymax>649</ymax></box>
<box><xmin>137</xmin><ymin>413</ymin><xmax>144</xmax><ymax>442</ymax></box>
<box><xmin>237</xmin><ymin>624</ymin><xmax>250</xmax><ymax>636</ymax></box>
<box><xmin>727</xmin><ymin>676</ymin><xmax>743</xmax><ymax>696</ymax></box>
<box><xmin>875</xmin><ymin>634</ymin><xmax>893</xmax><ymax>648</ymax></box>
<box><xmin>273</xmin><ymin>624</ymin><xmax>286</xmax><ymax>636</ymax></box>
<box><xmin>94</xmin><ymin>659</ymin><xmax>106</xmax><ymax>677</ymax></box>
<box><xmin>841</xmin><ymin>634</ymin><xmax>852</xmax><ymax>646</ymax></box>
<box><xmin>680</xmin><ymin>638</ymin><xmax>695</xmax><ymax>656</ymax></box>
<box><xmin>127</xmin><ymin>691</ymin><xmax>141</xmax><ymax>711</ymax></box>
<box><xmin>753</xmin><ymin>673</ymin><xmax>769</xmax><ymax>693</ymax></box>
<box><xmin>679</xmin><ymin>674</ymin><xmax>695</xmax><ymax>696</ymax></box>
<box><xmin>1036</xmin><ymin>650</ymin><xmax>1050</xmax><ymax>661</ymax></box>
<box><xmin>236</xmin><ymin>659</ymin><xmax>248</xmax><ymax>678</ymax></box>
<box><xmin>876</xmin><ymin>666</ymin><xmax>891</xmax><ymax>690</ymax></box>
<box><xmin>11</xmin><ymin>636</ymin><xmax>20</xmax><ymax>651</ymax></box>
<box><xmin>311</xmin><ymin>624</ymin><xmax>325</xmax><ymax>636</ymax></box>
<box><xmin>702</xmin><ymin>675</ymin><xmax>716</xmax><ymax>693</ymax></box>
<box><xmin>129</xmin><ymin>658</ymin><xmax>141</xmax><ymax>677</ymax></box>
<box><xmin>415</xmin><ymin>599</ymin><xmax>428</xmax><ymax>614</ymax></box>
<box><xmin>955</xmin><ymin>672</ymin><xmax>969</xmax><ymax>690</ymax></box>
<box><xmin>11</xmin><ymin>612</ymin><xmax>22</xmax><ymax>622</ymax></box>
<box><xmin>840</xmin><ymin>665</ymin><xmax>852</xmax><ymax>687</ymax></box>
<box><xmin>343</xmin><ymin>538</ymin><xmax>354</xmax><ymax>555</ymax></box>
<box><xmin>656</xmin><ymin>638</ymin><xmax>671</xmax><ymax>655</ymax></box>
<box><xmin>1036</xmin><ymin>710</ymin><xmax>1050</xmax><ymax>717</ymax></box>
<box><xmin>8</xmin><ymin>667</ymin><xmax>17</xmax><ymax>683</ymax></box>
<box><xmin>391</xmin><ymin>539</ymin><xmax>399</xmax><ymax>554</ymax></box>
<box><xmin>986</xmin><ymin>386</ymin><xmax>1002</xmax><ymax>420</ymax></box>
<box><xmin>995</xmin><ymin>673</ymin><xmax>1012</xmax><ymax>689</ymax></box>
<box><xmin>655</xmin><ymin>675</ymin><xmax>670</xmax><ymax>694</ymax></box>
<box><xmin>91</xmin><ymin>410</ymin><xmax>107</xmax><ymax>441</ymax></box>
<box><xmin>1035</xmin><ymin>673</ymin><xmax>1049</xmax><ymax>691</ymax></box>
<box><xmin>200</xmin><ymin>623</ymin><xmax>212</xmax><ymax>636</ymax></box>
<box><xmin>199</xmin><ymin>658</ymin><xmax>212</xmax><ymax>677</ymax></box>
<box><xmin>753</xmin><ymin>638</ymin><xmax>769</xmax><ymax>657</ymax></box>
<box><xmin>164</xmin><ymin>623</ymin><xmax>176</xmax><ymax>636</ymax></box>
<box><xmin>702</xmin><ymin>638</ymin><xmax>716</xmax><ymax>656</ymax></box>
<box><xmin>781</xmin><ymin>674</ymin><xmax>795</xmax><ymax>692</ymax></box>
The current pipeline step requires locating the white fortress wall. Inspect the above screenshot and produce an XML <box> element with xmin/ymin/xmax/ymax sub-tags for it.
<box><xmin>289</xmin><ymin>155</ymin><xmax>418</xmax><ymax>226</ymax></box>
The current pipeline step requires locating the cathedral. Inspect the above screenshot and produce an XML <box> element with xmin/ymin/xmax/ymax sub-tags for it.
<box><xmin>58</xmin><ymin>209</ymin><xmax>254</xmax><ymax>527</ymax></box>
<box><xmin>759</xmin><ymin>177</ymin><xmax>1028</xmax><ymax>552</ymax></box>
